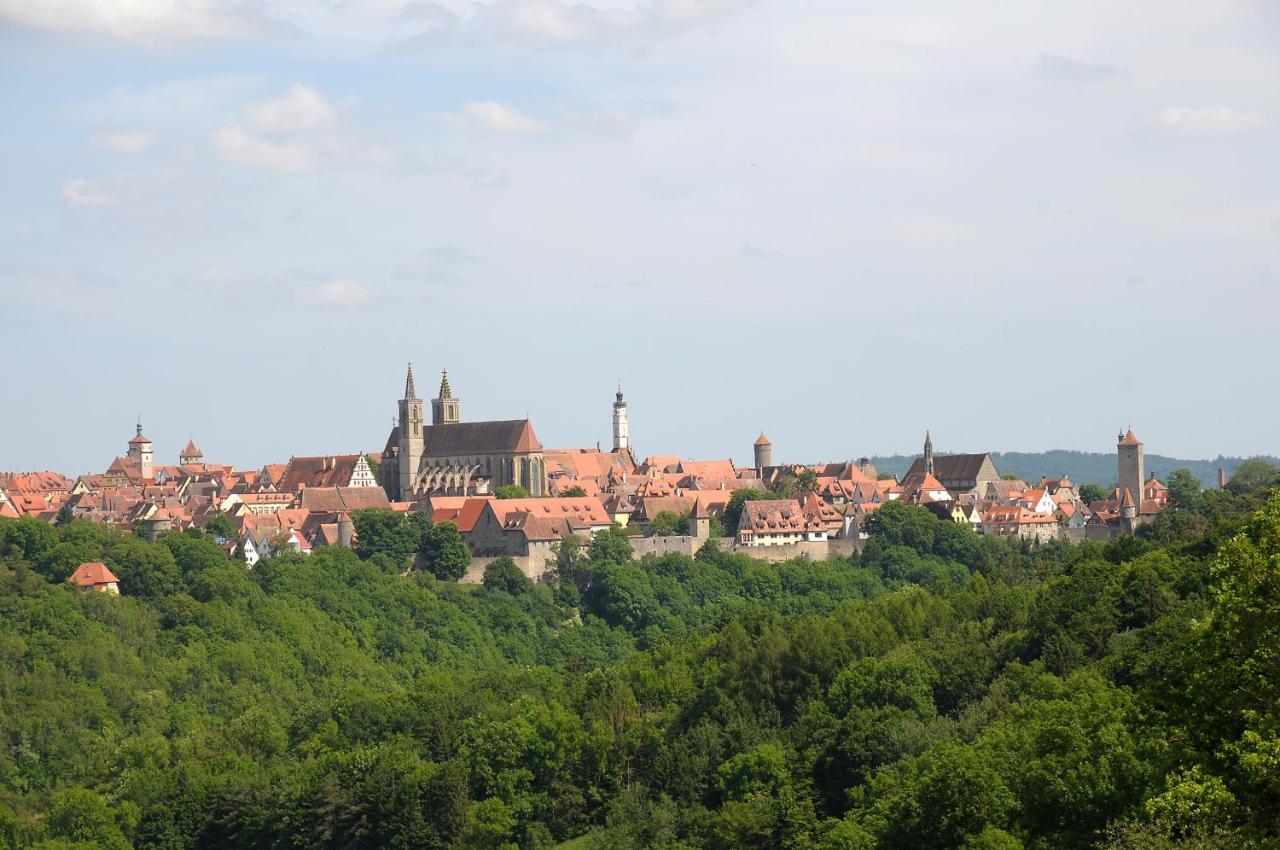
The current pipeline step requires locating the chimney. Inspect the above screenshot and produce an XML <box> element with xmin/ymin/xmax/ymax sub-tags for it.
<box><xmin>1219</xmin><ymin>467</ymin><xmax>1227</xmax><ymax>490</ymax></box>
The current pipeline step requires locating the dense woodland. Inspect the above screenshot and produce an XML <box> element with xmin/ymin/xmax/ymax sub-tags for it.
<box><xmin>3</xmin><ymin>462</ymin><xmax>1280</xmax><ymax>849</ymax></box>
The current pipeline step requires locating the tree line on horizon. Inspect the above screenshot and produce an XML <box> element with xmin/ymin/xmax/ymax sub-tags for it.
<box><xmin>870</xmin><ymin>450</ymin><xmax>1280</xmax><ymax>489</ymax></box>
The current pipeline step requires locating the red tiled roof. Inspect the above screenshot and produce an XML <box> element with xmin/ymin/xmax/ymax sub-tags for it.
<box><xmin>431</xmin><ymin>497</ymin><xmax>491</xmax><ymax>533</ymax></box>
<box><xmin>1118</xmin><ymin>427</ymin><xmax>1142</xmax><ymax>446</ymax></box>
<box><xmin>70</xmin><ymin>561</ymin><xmax>119</xmax><ymax>588</ymax></box>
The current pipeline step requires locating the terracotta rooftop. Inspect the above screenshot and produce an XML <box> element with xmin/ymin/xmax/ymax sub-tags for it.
<box><xmin>70</xmin><ymin>561</ymin><xmax>119</xmax><ymax>588</ymax></box>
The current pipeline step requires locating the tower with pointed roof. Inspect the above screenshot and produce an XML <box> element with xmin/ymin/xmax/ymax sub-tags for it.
<box><xmin>397</xmin><ymin>363</ymin><xmax>425</xmax><ymax>500</ymax></box>
<box><xmin>754</xmin><ymin>432</ymin><xmax>773</xmax><ymax>472</ymax></box>
<box><xmin>179</xmin><ymin>438</ymin><xmax>204</xmax><ymax>466</ymax></box>
<box><xmin>688</xmin><ymin>495</ymin><xmax>711</xmax><ymax>540</ymax></box>
<box><xmin>924</xmin><ymin>431</ymin><xmax>934</xmax><ymax>476</ymax></box>
<box><xmin>127</xmin><ymin>417</ymin><xmax>153</xmax><ymax>480</ymax></box>
<box><xmin>612</xmin><ymin>384</ymin><xmax>629</xmax><ymax>452</ymax></box>
<box><xmin>432</xmin><ymin>369</ymin><xmax>460</xmax><ymax>426</ymax></box>
<box><xmin>1117</xmin><ymin>426</ymin><xmax>1144</xmax><ymax>518</ymax></box>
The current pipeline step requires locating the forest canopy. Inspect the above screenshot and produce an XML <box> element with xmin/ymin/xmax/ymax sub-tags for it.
<box><xmin>1</xmin><ymin>463</ymin><xmax>1279</xmax><ymax>849</ymax></box>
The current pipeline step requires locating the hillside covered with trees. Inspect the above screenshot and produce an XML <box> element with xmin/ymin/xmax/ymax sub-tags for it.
<box><xmin>2</xmin><ymin>462</ymin><xmax>1280</xmax><ymax>849</ymax></box>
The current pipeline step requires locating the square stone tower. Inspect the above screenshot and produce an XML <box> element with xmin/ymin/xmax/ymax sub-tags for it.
<box><xmin>1117</xmin><ymin>427</ymin><xmax>1144</xmax><ymax>507</ymax></box>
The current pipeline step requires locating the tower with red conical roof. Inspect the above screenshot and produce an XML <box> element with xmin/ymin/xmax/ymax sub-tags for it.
<box><xmin>1117</xmin><ymin>426</ymin><xmax>1144</xmax><ymax>519</ymax></box>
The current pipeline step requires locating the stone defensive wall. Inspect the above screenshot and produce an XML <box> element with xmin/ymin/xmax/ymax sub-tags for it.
<box><xmin>460</xmin><ymin>536</ymin><xmax>862</xmax><ymax>584</ymax></box>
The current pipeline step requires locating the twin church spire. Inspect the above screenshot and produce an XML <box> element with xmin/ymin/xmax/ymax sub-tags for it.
<box><xmin>402</xmin><ymin>363</ymin><xmax>459</xmax><ymax>425</ymax></box>
<box><xmin>400</xmin><ymin>363</ymin><xmax>628</xmax><ymax>452</ymax></box>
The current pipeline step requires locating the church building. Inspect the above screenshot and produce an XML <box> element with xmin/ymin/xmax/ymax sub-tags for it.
<box><xmin>380</xmin><ymin>365</ymin><xmax>547</xmax><ymax>500</ymax></box>
<box><xmin>904</xmin><ymin>432</ymin><xmax>1002</xmax><ymax>498</ymax></box>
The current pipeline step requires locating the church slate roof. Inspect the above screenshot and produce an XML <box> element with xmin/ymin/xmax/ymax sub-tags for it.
<box><xmin>904</xmin><ymin>453</ymin><xmax>995</xmax><ymax>483</ymax></box>
<box><xmin>422</xmin><ymin>420</ymin><xmax>542</xmax><ymax>456</ymax></box>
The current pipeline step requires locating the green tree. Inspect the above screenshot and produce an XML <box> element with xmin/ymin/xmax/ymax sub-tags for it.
<box><xmin>455</xmin><ymin>798</ymin><xmax>518</xmax><ymax>850</ymax></box>
<box><xmin>648</xmin><ymin>511</ymin><xmax>687</xmax><ymax>537</ymax></box>
<box><xmin>560</xmin><ymin>485</ymin><xmax>588</xmax><ymax>498</ymax></box>
<box><xmin>106</xmin><ymin>538</ymin><xmax>180</xmax><ymax>598</ymax></box>
<box><xmin>0</xmin><ymin>517</ymin><xmax>59</xmax><ymax>561</ymax></box>
<box><xmin>1226</xmin><ymin>458</ymin><xmax>1280</xmax><ymax>496</ymax></box>
<box><xmin>483</xmin><ymin>557</ymin><xmax>529</xmax><ymax>594</ymax></box>
<box><xmin>1079</xmin><ymin>483</ymin><xmax>1108</xmax><ymax>504</ymax></box>
<box><xmin>494</xmin><ymin>484</ymin><xmax>530</xmax><ymax>500</ymax></box>
<box><xmin>420</xmin><ymin>520</ymin><xmax>471</xmax><ymax>580</ymax></box>
<box><xmin>351</xmin><ymin>508</ymin><xmax>419</xmax><ymax>562</ymax></box>
<box><xmin>54</xmin><ymin>504</ymin><xmax>74</xmax><ymax>527</ymax></box>
<box><xmin>42</xmin><ymin>788</ymin><xmax>133</xmax><ymax>850</ymax></box>
<box><xmin>588</xmin><ymin>524</ymin><xmax>633</xmax><ymax>565</ymax></box>
<box><xmin>861</xmin><ymin>500</ymin><xmax>939</xmax><ymax>555</ymax></box>
<box><xmin>205</xmin><ymin>513</ymin><xmax>236</xmax><ymax>540</ymax></box>
<box><xmin>796</xmin><ymin>469</ymin><xmax>820</xmax><ymax>497</ymax></box>
<box><xmin>1167</xmin><ymin>468</ymin><xmax>1203</xmax><ymax>511</ymax></box>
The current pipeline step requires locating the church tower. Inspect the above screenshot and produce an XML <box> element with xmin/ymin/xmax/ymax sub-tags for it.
<box><xmin>1117</xmin><ymin>427</ymin><xmax>1144</xmax><ymax>511</ymax></box>
<box><xmin>398</xmin><ymin>363</ymin><xmax>425</xmax><ymax>499</ymax></box>
<box><xmin>924</xmin><ymin>431</ymin><xmax>934</xmax><ymax>476</ymax></box>
<box><xmin>432</xmin><ymin>369</ymin><xmax>460</xmax><ymax>426</ymax></box>
<box><xmin>612</xmin><ymin>384</ymin><xmax>629</xmax><ymax>452</ymax></box>
<box><xmin>127</xmin><ymin>417</ymin><xmax>153</xmax><ymax>480</ymax></box>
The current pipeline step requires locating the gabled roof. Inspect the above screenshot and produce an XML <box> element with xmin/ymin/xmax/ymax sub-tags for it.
<box><xmin>905</xmin><ymin>452</ymin><xmax>996</xmax><ymax>483</ymax></box>
<box><xmin>70</xmin><ymin>561</ymin><xmax>119</xmax><ymax>587</ymax></box>
<box><xmin>182</xmin><ymin>439</ymin><xmax>202</xmax><ymax>456</ymax></box>
<box><xmin>278</xmin><ymin>455</ymin><xmax>364</xmax><ymax>492</ymax></box>
<box><xmin>421</xmin><ymin>419</ymin><xmax>542</xmax><ymax>456</ymax></box>
<box><xmin>299</xmin><ymin>486</ymin><xmax>390</xmax><ymax>513</ymax></box>
<box><xmin>431</xmin><ymin>497</ymin><xmax>492</xmax><ymax>533</ymax></box>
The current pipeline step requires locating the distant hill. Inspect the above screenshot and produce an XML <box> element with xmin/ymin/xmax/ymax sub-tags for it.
<box><xmin>869</xmin><ymin>450</ymin><xmax>1280</xmax><ymax>489</ymax></box>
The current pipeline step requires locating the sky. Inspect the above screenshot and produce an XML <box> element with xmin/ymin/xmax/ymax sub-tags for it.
<box><xmin>1</xmin><ymin>0</ymin><xmax>1278</xmax><ymax>475</ymax></box>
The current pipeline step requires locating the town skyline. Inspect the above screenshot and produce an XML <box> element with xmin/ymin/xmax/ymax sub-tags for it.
<box><xmin>0</xmin><ymin>362</ymin><xmax>1270</xmax><ymax>477</ymax></box>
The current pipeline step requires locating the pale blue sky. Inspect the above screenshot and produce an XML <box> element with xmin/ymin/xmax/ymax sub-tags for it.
<box><xmin>2</xmin><ymin>0</ymin><xmax>1278</xmax><ymax>475</ymax></box>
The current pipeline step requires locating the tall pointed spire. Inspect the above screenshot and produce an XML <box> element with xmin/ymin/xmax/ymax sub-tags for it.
<box><xmin>924</xmin><ymin>430</ymin><xmax>934</xmax><ymax>476</ymax></box>
<box><xmin>136</xmin><ymin>414</ymin><xmax>143</xmax><ymax>437</ymax></box>
<box><xmin>439</xmin><ymin>369</ymin><xmax>452</xmax><ymax>400</ymax></box>
<box><xmin>404</xmin><ymin>362</ymin><xmax>417</xmax><ymax>399</ymax></box>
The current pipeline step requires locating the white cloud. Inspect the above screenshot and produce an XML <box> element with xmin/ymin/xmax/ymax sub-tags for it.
<box><xmin>462</xmin><ymin>100</ymin><xmax>547</xmax><ymax>133</ymax></box>
<box><xmin>215</xmin><ymin>126</ymin><xmax>317</xmax><ymax>172</ymax></box>
<box><xmin>90</xmin><ymin>131</ymin><xmax>156</xmax><ymax>154</ymax></box>
<box><xmin>61</xmin><ymin>178</ymin><xmax>114</xmax><ymax>206</ymax></box>
<box><xmin>305</xmin><ymin>277</ymin><xmax>370</xmax><ymax>306</ymax></box>
<box><xmin>246</xmin><ymin>85</ymin><xmax>335</xmax><ymax>133</ymax></box>
<box><xmin>1155</xmin><ymin>106</ymin><xmax>1269</xmax><ymax>137</ymax></box>
<box><xmin>0</xmin><ymin>0</ymin><xmax>288</xmax><ymax>39</ymax></box>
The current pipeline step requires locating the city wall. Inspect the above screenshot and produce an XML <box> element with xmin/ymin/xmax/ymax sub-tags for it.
<box><xmin>459</xmin><ymin>535</ymin><xmax>862</xmax><ymax>584</ymax></box>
